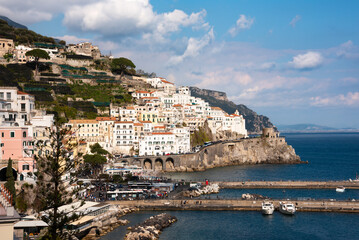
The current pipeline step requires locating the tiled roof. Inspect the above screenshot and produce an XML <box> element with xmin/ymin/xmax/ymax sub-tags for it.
<box><xmin>161</xmin><ymin>79</ymin><xmax>174</xmax><ymax>85</ymax></box>
<box><xmin>96</xmin><ymin>117</ymin><xmax>117</xmax><ymax>121</ymax></box>
<box><xmin>115</xmin><ymin>121</ymin><xmax>134</xmax><ymax>124</ymax></box>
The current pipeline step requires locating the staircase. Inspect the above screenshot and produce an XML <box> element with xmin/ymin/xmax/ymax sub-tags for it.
<box><xmin>0</xmin><ymin>184</ymin><xmax>14</xmax><ymax>216</ymax></box>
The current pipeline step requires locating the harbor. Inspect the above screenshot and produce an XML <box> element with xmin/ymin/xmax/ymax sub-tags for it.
<box><xmin>109</xmin><ymin>198</ymin><xmax>359</xmax><ymax>213</ymax></box>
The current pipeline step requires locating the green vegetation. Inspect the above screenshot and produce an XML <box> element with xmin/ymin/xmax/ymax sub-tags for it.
<box><xmin>25</xmin><ymin>49</ymin><xmax>50</xmax><ymax>75</ymax></box>
<box><xmin>83</xmin><ymin>143</ymin><xmax>109</xmax><ymax>177</ymax></box>
<box><xmin>4</xmin><ymin>158</ymin><xmax>15</xmax><ymax>205</ymax></box>
<box><xmin>35</xmin><ymin>125</ymin><xmax>83</xmax><ymax>239</ymax></box>
<box><xmin>0</xmin><ymin>19</ymin><xmax>55</xmax><ymax>45</ymax></box>
<box><xmin>111</xmin><ymin>57</ymin><xmax>136</xmax><ymax>78</ymax></box>
<box><xmin>190</xmin><ymin>127</ymin><xmax>212</xmax><ymax>147</ymax></box>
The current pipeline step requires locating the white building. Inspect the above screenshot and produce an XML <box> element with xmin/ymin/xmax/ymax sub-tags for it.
<box><xmin>139</xmin><ymin>132</ymin><xmax>175</xmax><ymax>156</ymax></box>
<box><xmin>113</xmin><ymin>121</ymin><xmax>134</xmax><ymax>155</ymax></box>
<box><xmin>0</xmin><ymin>87</ymin><xmax>36</xmax><ymax>126</ymax></box>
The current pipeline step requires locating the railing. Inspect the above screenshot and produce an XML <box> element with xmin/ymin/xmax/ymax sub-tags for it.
<box><xmin>0</xmin><ymin>184</ymin><xmax>12</xmax><ymax>208</ymax></box>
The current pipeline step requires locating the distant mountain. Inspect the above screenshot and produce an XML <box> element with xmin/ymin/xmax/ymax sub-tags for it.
<box><xmin>277</xmin><ymin>124</ymin><xmax>337</xmax><ymax>132</ymax></box>
<box><xmin>0</xmin><ymin>16</ymin><xmax>27</xmax><ymax>29</ymax></box>
<box><xmin>190</xmin><ymin>86</ymin><xmax>275</xmax><ymax>133</ymax></box>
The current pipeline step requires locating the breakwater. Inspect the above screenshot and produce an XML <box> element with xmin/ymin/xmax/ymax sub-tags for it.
<box><xmin>110</xmin><ymin>199</ymin><xmax>359</xmax><ymax>213</ymax></box>
<box><xmin>216</xmin><ymin>180</ymin><xmax>359</xmax><ymax>189</ymax></box>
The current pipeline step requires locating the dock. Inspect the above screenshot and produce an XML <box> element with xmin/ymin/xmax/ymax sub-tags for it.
<box><xmin>110</xmin><ymin>199</ymin><xmax>359</xmax><ymax>213</ymax></box>
<box><xmin>215</xmin><ymin>180</ymin><xmax>359</xmax><ymax>189</ymax></box>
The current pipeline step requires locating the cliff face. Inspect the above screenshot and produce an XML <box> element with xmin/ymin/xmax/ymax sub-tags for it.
<box><xmin>190</xmin><ymin>86</ymin><xmax>275</xmax><ymax>134</ymax></box>
<box><xmin>170</xmin><ymin>137</ymin><xmax>302</xmax><ymax>172</ymax></box>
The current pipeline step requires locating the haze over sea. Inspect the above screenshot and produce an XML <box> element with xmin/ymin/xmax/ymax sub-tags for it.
<box><xmin>102</xmin><ymin>133</ymin><xmax>359</xmax><ymax>240</ymax></box>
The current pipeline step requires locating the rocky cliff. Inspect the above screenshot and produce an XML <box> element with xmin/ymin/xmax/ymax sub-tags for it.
<box><xmin>169</xmin><ymin>136</ymin><xmax>302</xmax><ymax>172</ymax></box>
<box><xmin>190</xmin><ymin>86</ymin><xmax>275</xmax><ymax>133</ymax></box>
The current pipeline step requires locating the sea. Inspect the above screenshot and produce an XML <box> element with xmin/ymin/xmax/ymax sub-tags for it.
<box><xmin>101</xmin><ymin>133</ymin><xmax>359</xmax><ymax>240</ymax></box>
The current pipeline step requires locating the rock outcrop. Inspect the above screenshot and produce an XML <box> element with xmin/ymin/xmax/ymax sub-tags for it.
<box><xmin>125</xmin><ymin>213</ymin><xmax>177</xmax><ymax>240</ymax></box>
<box><xmin>182</xmin><ymin>184</ymin><xmax>220</xmax><ymax>198</ymax></box>
<box><xmin>190</xmin><ymin>86</ymin><xmax>275</xmax><ymax>133</ymax></box>
<box><xmin>168</xmin><ymin>136</ymin><xmax>302</xmax><ymax>172</ymax></box>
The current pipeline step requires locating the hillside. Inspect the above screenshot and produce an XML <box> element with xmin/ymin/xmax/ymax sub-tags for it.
<box><xmin>277</xmin><ymin>124</ymin><xmax>337</xmax><ymax>132</ymax></box>
<box><xmin>190</xmin><ymin>87</ymin><xmax>275</xmax><ymax>133</ymax></box>
<box><xmin>0</xmin><ymin>18</ymin><xmax>55</xmax><ymax>44</ymax></box>
<box><xmin>0</xmin><ymin>16</ymin><xmax>27</xmax><ymax>29</ymax></box>
<box><xmin>0</xmin><ymin>63</ymin><xmax>133</xmax><ymax>123</ymax></box>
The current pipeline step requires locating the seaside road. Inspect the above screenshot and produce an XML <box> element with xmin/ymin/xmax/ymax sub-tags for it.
<box><xmin>214</xmin><ymin>180</ymin><xmax>359</xmax><ymax>189</ymax></box>
<box><xmin>109</xmin><ymin>199</ymin><xmax>359</xmax><ymax>213</ymax></box>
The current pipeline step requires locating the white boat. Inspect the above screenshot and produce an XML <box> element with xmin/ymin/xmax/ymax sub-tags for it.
<box><xmin>336</xmin><ymin>186</ymin><xmax>345</xmax><ymax>192</ymax></box>
<box><xmin>261</xmin><ymin>201</ymin><xmax>274</xmax><ymax>215</ymax></box>
<box><xmin>279</xmin><ymin>202</ymin><xmax>296</xmax><ymax>215</ymax></box>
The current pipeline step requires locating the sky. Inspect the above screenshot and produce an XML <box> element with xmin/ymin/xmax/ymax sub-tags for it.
<box><xmin>1</xmin><ymin>0</ymin><xmax>359</xmax><ymax>128</ymax></box>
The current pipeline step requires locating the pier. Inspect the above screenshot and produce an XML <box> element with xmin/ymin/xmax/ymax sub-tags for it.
<box><xmin>215</xmin><ymin>180</ymin><xmax>359</xmax><ymax>189</ymax></box>
<box><xmin>110</xmin><ymin>199</ymin><xmax>359</xmax><ymax>213</ymax></box>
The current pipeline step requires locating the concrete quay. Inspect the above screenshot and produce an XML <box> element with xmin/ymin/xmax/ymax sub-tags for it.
<box><xmin>110</xmin><ymin>199</ymin><xmax>359</xmax><ymax>213</ymax></box>
<box><xmin>215</xmin><ymin>180</ymin><xmax>359</xmax><ymax>189</ymax></box>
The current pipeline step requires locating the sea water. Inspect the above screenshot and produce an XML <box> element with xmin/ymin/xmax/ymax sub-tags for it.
<box><xmin>101</xmin><ymin>133</ymin><xmax>359</xmax><ymax>240</ymax></box>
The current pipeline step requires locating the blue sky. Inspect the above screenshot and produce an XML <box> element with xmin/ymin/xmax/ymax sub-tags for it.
<box><xmin>1</xmin><ymin>0</ymin><xmax>359</xmax><ymax>128</ymax></box>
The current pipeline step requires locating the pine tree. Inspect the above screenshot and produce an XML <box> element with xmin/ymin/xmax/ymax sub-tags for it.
<box><xmin>4</xmin><ymin>158</ymin><xmax>15</xmax><ymax>205</ymax></box>
<box><xmin>35</xmin><ymin>125</ymin><xmax>83</xmax><ymax>239</ymax></box>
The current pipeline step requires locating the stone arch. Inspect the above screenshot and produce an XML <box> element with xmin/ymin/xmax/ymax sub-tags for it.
<box><xmin>155</xmin><ymin>158</ymin><xmax>163</xmax><ymax>171</ymax></box>
<box><xmin>132</xmin><ymin>159</ymin><xmax>141</xmax><ymax>167</ymax></box>
<box><xmin>165</xmin><ymin>158</ymin><xmax>174</xmax><ymax>170</ymax></box>
<box><xmin>0</xmin><ymin>167</ymin><xmax>18</xmax><ymax>181</ymax></box>
<box><xmin>144</xmin><ymin>159</ymin><xmax>152</xmax><ymax>170</ymax></box>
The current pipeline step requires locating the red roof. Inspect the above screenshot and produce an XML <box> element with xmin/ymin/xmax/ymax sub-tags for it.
<box><xmin>96</xmin><ymin>117</ymin><xmax>117</xmax><ymax>121</ymax></box>
<box><xmin>136</xmin><ymin>90</ymin><xmax>150</xmax><ymax>94</ymax></box>
<box><xmin>17</xmin><ymin>90</ymin><xmax>29</xmax><ymax>95</ymax></box>
<box><xmin>134</xmin><ymin>123</ymin><xmax>144</xmax><ymax>126</ymax></box>
<box><xmin>115</xmin><ymin>121</ymin><xmax>134</xmax><ymax>124</ymax></box>
<box><xmin>173</xmin><ymin>104</ymin><xmax>183</xmax><ymax>107</ymax></box>
<box><xmin>161</xmin><ymin>79</ymin><xmax>174</xmax><ymax>85</ymax></box>
<box><xmin>154</xmin><ymin>126</ymin><xmax>165</xmax><ymax>128</ymax></box>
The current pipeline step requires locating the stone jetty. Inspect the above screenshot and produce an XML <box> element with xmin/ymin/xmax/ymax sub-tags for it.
<box><xmin>182</xmin><ymin>184</ymin><xmax>220</xmax><ymax>198</ymax></box>
<box><xmin>110</xmin><ymin>199</ymin><xmax>359</xmax><ymax>213</ymax></box>
<box><xmin>81</xmin><ymin>206</ymin><xmax>138</xmax><ymax>240</ymax></box>
<box><xmin>216</xmin><ymin>180</ymin><xmax>359</xmax><ymax>189</ymax></box>
<box><xmin>124</xmin><ymin>213</ymin><xmax>177</xmax><ymax>240</ymax></box>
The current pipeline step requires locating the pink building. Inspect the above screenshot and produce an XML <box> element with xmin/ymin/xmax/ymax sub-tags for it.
<box><xmin>0</xmin><ymin>127</ymin><xmax>34</xmax><ymax>176</ymax></box>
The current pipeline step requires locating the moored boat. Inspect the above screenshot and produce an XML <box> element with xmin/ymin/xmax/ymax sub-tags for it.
<box><xmin>336</xmin><ymin>186</ymin><xmax>345</xmax><ymax>192</ymax></box>
<box><xmin>279</xmin><ymin>202</ymin><xmax>296</xmax><ymax>215</ymax></box>
<box><xmin>261</xmin><ymin>201</ymin><xmax>274</xmax><ymax>215</ymax></box>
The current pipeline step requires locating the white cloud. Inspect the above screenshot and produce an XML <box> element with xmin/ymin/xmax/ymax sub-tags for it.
<box><xmin>228</xmin><ymin>15</ymin><xmax>254</xmax><ymax>37</ymax></box>
<box><xmin>311</xmin><ymin>92</ymin><xmax>359</xmax><ymax>106</ymax></box>
<box><xmin>53</xmin><ymin>35</ymin><xmax>90</xmax><ymax>44</ymax></box>
<box><xmin>290</xmin><ymin>15</ymin><xmax>301</xmax><ymax>27</ymax></box>
<box><xmin>168</xmin><ymin>28</ymin><xmax>214</xmax><ymax>65</ymax></box>
<box><xmin>289</xmin><ymin>51</ymin><xmax>323</xmax><ymax>70</ymax></box>
<box><xmin>63</xmin><ymin>0</ymin><xmax>208</xmax><ymax>42</ymax></box>
<box><xmin>0</xmin><ymin>0</ymin><xmax>94</xmax><ymax>25</ymax></box>
<box><xmin>336</xmin><ymin>40</ymin><xmax>359</xmax><ymax>59</ymax></box>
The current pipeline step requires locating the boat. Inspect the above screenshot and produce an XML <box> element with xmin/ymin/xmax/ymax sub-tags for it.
<box><xmin>336</xmin><ymin>186</ymin><xmax>345</xmax><ymax>192</ymax></box>
<box><xmin>261</xmin><ymin>201</ymin><xmax>274</xmax><ymax>215</ymax></box>
<box><xmin>279</xmin><ymin>202</ymin><xmax>296</xmax><ymax>215</ymax></box>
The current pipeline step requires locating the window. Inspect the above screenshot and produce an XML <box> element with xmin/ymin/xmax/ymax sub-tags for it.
<box><xmin>23</xmin><ymin>141</ymin><xmax>27</xmax><ymax>146</ymax></box>
<box><xmin>21</xmin><ymin>96</ymin><xmax>25</xmax><ymax>100</ymax></box>
<box><xmin>6</xmin><ymin>92</ymin><xmax>11</xmax><ymax>100</ymax></box>
<box><xmin>0</xmin><ymin>92</ymin><xmax>3</xmax><ymax>99</ymax></box>
<box><xmin>10</xmin><ymin>132</ymin><xmax>15</xmax><ymax>138</ymax></box>
<box><xmin>21</xmin><ymin>103</ymin><xmax>25</xmax><ymax>111</ymax></box>
<box><xmin>1</xmin><ymin>132</ymin><xmax>3</xmax><ymax>137</ymax></box>
<box><xmin>23</xmin><ymin>131</ymin><xmax>26</xmax><ymax>138</ymax></box>
<box><xmin>22</xmin><ymin>164</ymin><xmax>30</xmax><ymax>171</ymax></box>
